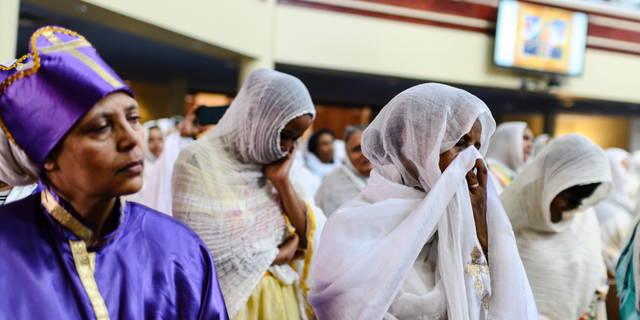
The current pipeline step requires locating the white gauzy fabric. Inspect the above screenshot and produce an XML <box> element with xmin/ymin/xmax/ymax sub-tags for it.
<box><xmin>500</xmin><ymin>134</ymin><xmax>612</xmax><ymax>320</ymax></box>
<box><xmin>533</xmin><ymin>134</ymin><xmax>551</xmax><ymax>158</ymax></box>
<box><xmin>595</xmin><ymin>148</ymin><xmax>635</xmax><ymax>274</ymax></box>
<box><xmin>308</xmin><ymin>83</ymin><xmax>537</xmax><ymax>320</ymax></box>
<box><xmin>172</xmin><ymin>69</ymin><xmax>326</xmax><ymax>319</ymax></box>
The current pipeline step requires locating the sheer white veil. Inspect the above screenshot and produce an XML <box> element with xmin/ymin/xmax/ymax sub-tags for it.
<box><xmin>309</xmin><ymin>83</ymin><xmax>537</xmax><ymax>320</ymax></box>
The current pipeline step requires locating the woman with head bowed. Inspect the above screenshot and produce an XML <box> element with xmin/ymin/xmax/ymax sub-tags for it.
<box><xmin>308</xmin><ymin>83</ymin><xmax>537</xmax><ymax>320</ymax></box>
<box><xmin>485</xmin><ymin>121</ymin><xmax>534</xmax><ymax>194</ymax></box>
<box><xmin>501</xmin><ymin>134</ymin><xmax>612</xmax><ymax>320</ymax></box>
<box><xmin>314</xmin><ymin>125</ymin><xmax>375</xmax><ymax>217</ymax></box>
<box><xmin>0</xmin><ymin>26</ymin><xmax>227</xmax><ymax>319</ymax></box>
<box><xmin>172</xmin><ymin>68</ymin><xmax>326</xmax><ymax>320</ymax></box>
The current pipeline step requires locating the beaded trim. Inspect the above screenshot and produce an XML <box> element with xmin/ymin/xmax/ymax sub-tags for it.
<box><xmin>0</xmin><ymin>26</ymin><xmax>85</xmax><ymax>148</ymax></box>
<box><xmin>0</xmin><ymin>54</ymin><xmax>30</xmax><ymax>71</ymax></box>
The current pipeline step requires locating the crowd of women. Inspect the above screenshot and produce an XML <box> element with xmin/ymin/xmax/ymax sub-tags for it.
<box><xmin>2</xmin><ymin>26</ymin><xmax>640</xmax><ymax>320</ymax></box>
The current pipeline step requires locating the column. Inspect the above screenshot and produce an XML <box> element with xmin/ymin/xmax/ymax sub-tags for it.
<box><xmin>168</xmin><ymin>78</ymin><xmax>187</xmax><ymax>116</ymax></box>
<box><xmin>0</xmin><ymin>0</ymin><xmax>20</xmax><ymax>64</ymax></box>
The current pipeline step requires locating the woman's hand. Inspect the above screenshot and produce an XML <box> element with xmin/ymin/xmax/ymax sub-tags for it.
<box><xmin>264</xmin><ymin>143</ymin><xmax>308</xmax><ymax>249</ymax></box>
<box><xmin>273</xmin><ymin>234</ymin><xmax>300</xmax><ymax>265</ymax></box>
<box><xmin>264</xmin><ymin>143</ymin><xmax>296</xmax><ymax>187</ymax></box>
<box><xmin>467</xmin><ymin>158</ymin><xmax>489</xmax><ymax>256</ymax></box>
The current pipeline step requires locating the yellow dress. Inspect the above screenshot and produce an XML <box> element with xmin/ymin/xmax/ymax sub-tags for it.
<box><xmin>233</xmin><ymin>273</ymin><xmax>300</xmax><ymax>320</ymax></box>
<box><xmin>233</xmin><ymin>204</ymin><xmax>317</xmax><ymax>320</ymax></box>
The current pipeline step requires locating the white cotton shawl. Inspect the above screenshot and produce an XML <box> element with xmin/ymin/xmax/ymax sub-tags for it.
<box><xmin>172</xmin><ymin>68</ymin><xmax>325</xmax><ymax>318</ymax></box>
<box><xmin>501</xmin><ymin>134</ymin><xmax>612</xmax><ymax>320</ymax></box>
<box><xmin>486</xmin><ymin>122</ymin><xmax>529</xmax><ymax>174</ymax></box>
<box><xmin>595</xmin><ymin>148</ymin><xmax>635</xmax><ymax>274</ymax></box>
<box><xmin>308</xmin><ymin>83</ymin><xmax>537</xmax><ymax>320</ymax></box>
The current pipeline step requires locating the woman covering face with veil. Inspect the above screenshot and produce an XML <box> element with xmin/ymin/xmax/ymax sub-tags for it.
<box><xmin>172</xmin><ymin>68</ymin><xmax>326</xmax><ymax>320</ymax></box>
<box><xmin>308</xmin><ymin>83</ymin><xmax>537</xmax><ymax>320</ymax></box>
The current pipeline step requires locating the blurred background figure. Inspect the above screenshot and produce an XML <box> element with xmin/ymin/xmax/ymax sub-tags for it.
<box><xmin>127</xmin><ymin>121</ymin><xmax>165</xmax><ymax>203</ymax></box>
<box><xmin>486</xmin><ymin>122</ymin><xmax>534</xmax><ymax>194</ymax></box>
<box><xmin>595</xmin><ymin>148</ymin><xmax>635</xmax><ymax>275</ymax></box>
<box><xmin>305</xmin><ymin>129</ymin><xmax>343</xmax><ymax>181</ymax></box>
<box><xmin>533</xmin><ymin>133</ymin><xmax>552</xmax><ymax>158</ymax></box>
<box><xmin>501</xmin><ymin>134</ymin><xmax>611</xmax><ymax>320</ymax></box>
<box><xmin>314</xmin><ymin>125</ymin><xmax>375</xmax><ymax>217</ymax></box>
<box><xmin>142</xmin><ymin>106</ymin><xmax>206</xmax><ymax>215</ymax></box>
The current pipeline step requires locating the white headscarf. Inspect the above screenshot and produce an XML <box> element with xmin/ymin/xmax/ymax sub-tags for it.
<box><xmin>533</xmin><ymin>134</ymin><xmax>551</xmax><ymax>158</ymax></box>
<box><xmin>486</xmin><ymin>121</ymin><xmax>529</xmax><ymax>174</ymax></box>
<box><xmin>501</xmin><ymin>134</ymin><xmax>612</xmax><ymax>320</ymax></box>
<box><xmin>172</xmin><ymin>69</ymin><xmax>325</xmax><ymax>318</ymax></box>
<box><xmin>595</xmin><ymin>148</ymin><xmax>635</xmax><ymax>274</ymax></box>
<box><xmin>309</xmin><ymin>83</ymin><xmax>537</xmax><ymax>320</ymax></box>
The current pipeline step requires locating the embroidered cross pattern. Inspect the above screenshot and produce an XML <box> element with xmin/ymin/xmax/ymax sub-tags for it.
<box><xmin>38</xmin><ymin>31</ymin><xmax>123</xmax><ymax>88</ymax></box>
<box><xmin>464</xmin><ymin>246</ymin><xmax>490</xmax><ymax>295</ymax></box>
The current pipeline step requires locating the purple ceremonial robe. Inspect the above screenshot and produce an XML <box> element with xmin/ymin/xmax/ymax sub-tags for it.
<box><xmin>0</xmin><ymin>189</ymin><xmax>229</xmax><ymax>319</ymax></box>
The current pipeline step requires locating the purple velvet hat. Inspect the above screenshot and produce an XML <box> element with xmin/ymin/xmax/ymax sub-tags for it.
<box><xmin>0</xmin><ymin>26</ymin><xmax>133</xmax><ymax>167</ymax></box>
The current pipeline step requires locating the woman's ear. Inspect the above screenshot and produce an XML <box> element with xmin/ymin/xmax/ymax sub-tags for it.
<box><xmin>43</xmin><ymin>156</ymin><xmax>58</xmax><ymax>172</ymax></box>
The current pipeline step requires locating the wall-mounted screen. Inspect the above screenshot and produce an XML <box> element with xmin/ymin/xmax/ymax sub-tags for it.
<box><xmin>494</xmin><ymin>0</ymin><xmax>588</xmax><ymax>76</ymax></box>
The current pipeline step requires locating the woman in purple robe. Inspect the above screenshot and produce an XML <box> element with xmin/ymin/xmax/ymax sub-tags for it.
<box><xmin>0</xmin><ymin>26</ymin><xmax>228</xmax><ymax>319</ymax></box>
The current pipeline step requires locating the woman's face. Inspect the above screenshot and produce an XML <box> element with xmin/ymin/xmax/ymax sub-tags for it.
<box><xmin>346</xmin><ymin>130</ymin><xmax>375</xmax><ymax>178</ymax></box>
<box><xmin>148</xmin><ymin>127</ymin><xmax>164</xmax><ymax>158</ymax></box>
<box><xmin>43</xmin><ymin>92</ymin><xmax>145</xmax><ymax>197</ymax></box>
<box><xmin>316</xmin><ymin>133</ymin><xmax>335</xmax><ymax>164</ymax></box>
<box><xmin>549</xmin><ymin>190</ymin><xmax>575</xmax><ymax>223</ymax></box>
<box><xmin>523</xmin><ymin>127</ymin><xmax>534</xmax><ymax>161</ymax></box>
<box><xmin>280</xmin><ymin>114</ymin><xmax>312</xmax><ymax>153</ymax></box>
<box><xmin>439</xmin><ymin>120</ymin><xmax>482</xmax><ymax>172</ymax></box>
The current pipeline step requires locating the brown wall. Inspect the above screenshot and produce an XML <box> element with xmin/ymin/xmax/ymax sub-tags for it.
<box><xmin>312</xmin><ymin>105</ymin><xmax>371</xmax><ymax>139</ymax></box>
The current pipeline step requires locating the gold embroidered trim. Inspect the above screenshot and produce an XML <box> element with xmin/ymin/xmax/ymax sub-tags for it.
<box><xmin>69</xmin><ymin>240</ymin><xmax>110</xmax><ymax>320</ymax></box>
<box><xmin>38</xmin><ymin>38</ymin><xmax>91</xmax><ymax>54</ymax></box>
<box><xmin>41</xmin><ymin>189</ymin><xmax>93</xmax><ymax>240</ymax></box>
<box><xmin>41</xmin><ymin>31</ymin><xmax>122</xmax><ymax>88</ymax></box>
<box><xmin>0</xmin><ymin>54</ymin><xmax>30</xmax><ymax>71</ymax></box>
<box><xmin>482</xmin><ymin>293</ymin><xmax>490</xmax><ymax>310</ymax></box>
<box><xmin>464</xmin><ymin>246</ymin><xmax>490</xmax><ymax>294</ymax></box>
